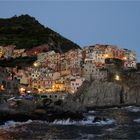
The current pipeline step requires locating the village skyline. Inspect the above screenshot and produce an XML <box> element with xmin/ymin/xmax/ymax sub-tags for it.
<box><xmin>0</xmin><ymin>44</ymin><xmax>137</xmax><ymax>95</ymax></box>
<box><xmin>1</xmin><ymin>2</ymin><xmax>140</xmax><ymax>139</ymax></box>
<box><xmin>0</xmin><ymin>1</ymin><xmax>140</xmax><ymax>60</ymax></box>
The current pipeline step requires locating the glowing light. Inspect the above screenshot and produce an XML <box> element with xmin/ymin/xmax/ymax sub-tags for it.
<box><xmin>38</xmin><ymin>88</ymin><xmax>42</xmax><ymax>93</ymax></box>
<box><xmin>115</xmin><ymin>74</ymin><xmax>120</xmax><ymax>81</ymax></box>
<box><xmin>19</xmin><ymin>87</ymin><xmax>25</xmax><ymax>93</ymax></box>
<box><xmin>123</xmin><ymin>56</ymin><xmax>127</xmax><ymax>60</ymax></box>
<box><xmin>105</xmin><ymin>54</ymin><xmax>109</xmax><ymax>57</ymax></box>
<box><xmin>0</xmin><ymin>85</ymin><xmax>5</xmax><ymax>91</ymax></box>
<box><xmin>27</xmin><ymin>90</ymin><xmax>31</xmax><ymax>93</ymax></box>
<box><xmin>33</xmin><ymin>62</ymin><xmax>38</xmax><ymax>67</ymax></box>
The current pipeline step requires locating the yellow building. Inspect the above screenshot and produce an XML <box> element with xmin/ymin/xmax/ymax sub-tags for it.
<box><xmin>51</xmin><ymin>83</ymin><xmax>65</xmax><ymax>92</ymax></box>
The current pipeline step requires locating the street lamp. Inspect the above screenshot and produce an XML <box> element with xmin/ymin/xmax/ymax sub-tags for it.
<box><xmin>123</xmin><ymin>56</ymin><xmax>127</xmax><ymax>61</ymax></box>
<box><xmin>19</xmin><ymin>87</ymin><xmax>25</xmax><ymax>93</ymax></box>
<box><xmin>115</xmin><ymin>74</ymin><xmax>120</xmax><ymax>81</ymax></box>
<box><xmin>105</xmin><ymin>54</ymin><xmax>109</xmax><ymax>58</ymax></box>
<box><xmin>33</xmin><ymin>62</ymin><xmax>39</xmax><ymax>67</ymax></box>
<box><xmin>38</xmin><ymin>88</ymin><xmax>42</xmax><ymax>93</ymax></box>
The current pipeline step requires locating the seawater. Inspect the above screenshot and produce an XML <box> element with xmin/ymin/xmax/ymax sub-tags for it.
<box><xmin>1</xmin><ymin>106</ymin><xmax>140</xmax><ymax>139</ymax></box>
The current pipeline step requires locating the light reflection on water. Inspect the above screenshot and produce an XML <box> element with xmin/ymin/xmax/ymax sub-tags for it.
<box><xmin>0</xmin><ymin>106</ymin><xmax>140</xmax><ymax>139</ymax></box>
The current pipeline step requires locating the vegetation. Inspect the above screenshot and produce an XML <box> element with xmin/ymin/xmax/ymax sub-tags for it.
<box><xmin>0</xmin><ymin>14</ymin><xmax>80</xmax><ymax>52</ymax></box>
<box><xmin>0</xmin><ymin>56</ymin><xmax>37</xmax><ymax>67</ymax></box>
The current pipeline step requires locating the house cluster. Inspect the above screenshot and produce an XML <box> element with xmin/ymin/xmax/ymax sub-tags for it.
<box><xmin>0</xmin><ymin>44</ymin><xmax>50</xmax><ymax>59</ymax></box>
<box><xmin>83</xmin><ymin>44</ymin><xmax>136</xmax><ymax>69</ymax></box>
<box><xmin>0</xmin><ymin>45</ymin><xmax>26</xmax><ymax>59</ymax></box>
<box><xmin>0</xmin><ymin>44</ymin><xmax>137</xmax><ymax>95</ymax></box>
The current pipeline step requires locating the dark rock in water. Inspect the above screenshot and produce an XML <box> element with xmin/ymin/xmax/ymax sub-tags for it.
<box><xmin>34</xmin><ymin>109</ymin><xmax>46</xmax><ymax>114</ymax></box>
<box><xmin>92</xmin><ymin>116</ymin><xmax>101</xmax><ymax>123</ymax></box>
<box><xmin>0</xmin><ymin>93</ymin><xmax>85</xmax><ymax>123</ymax></box>
<box><xmin>0</xmin><ymin>104</ymin><xmax>84</xmax><ymax>123</ymax></box>
<box><xmin>102</xmin><ymin>117</ymin><xmax>107</xmax><ymax>121</ymax></box>
<box><xmin>0</xmin><ymin>111</ymin><xmax>32</xmax><ymax>123</ymax></box>
<box><xmin>92</xmin><ymin>116</ymin><xmax>107</xmax><ymax>123</ymax></box>
<box><xmin>83</xmin><ymin>118</ymin><xmax>87</xmax><ymax>121</ymax></box>
<box><xmin>44</xmin><ymin>111</ymin><xmax>84</xmax><ymax>122</ymax></box>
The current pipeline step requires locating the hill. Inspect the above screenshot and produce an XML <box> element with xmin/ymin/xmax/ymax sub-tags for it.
<box><xmin>0</xmin><ymin>14</ymin><xmax>80</xmax><ymax>52</ymax></box>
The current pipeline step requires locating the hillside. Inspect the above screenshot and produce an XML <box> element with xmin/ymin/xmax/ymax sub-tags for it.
<box><xmin>0</xmin><ymin>14</ymin><xmax>80</xmax><ymax>52</ymax></box>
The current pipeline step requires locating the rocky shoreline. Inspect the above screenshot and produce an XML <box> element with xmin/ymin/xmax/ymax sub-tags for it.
<box><xmin>1</xmin><ymin>79</ymin><xmax>140</xmax><ymax>124</ymax></box>
<box><xmin>0</xmin><ymin>101</ymin><xmax>140</xmax><ymax>125</ymax></box>
<box><xmin>0</xmin><ymin>97</ymin><xmax>85</xmax><ymax>124</ymax></box>
<box><xmin>0</xmin><ymin>110</ymin><xmax>84</xmax><ymax>125</ymax></box>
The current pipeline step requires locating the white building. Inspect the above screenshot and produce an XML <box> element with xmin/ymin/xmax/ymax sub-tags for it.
<box><xmin>66</xmin><ymin>76</ymin><xmax>85</xmax><ymax>94</ymax></box>
<box><xmin>124</xmin><ymin>61</ymin><xmax>137</xmax><ymax>69</ymax></box>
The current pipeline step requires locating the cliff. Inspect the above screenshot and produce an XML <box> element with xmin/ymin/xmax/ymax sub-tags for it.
<box><xmin>73</xmin><ymin>74</ymin><xmax>140</xmax><ymax>108</ymax></box>
<box><xmin>74</xmin><ymin>81</ymin><xmax>122</xmax><ymax>107</ymax></box>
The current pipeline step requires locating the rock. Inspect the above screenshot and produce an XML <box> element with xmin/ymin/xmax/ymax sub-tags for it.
<box><xmin>54</xmin><ymin>100</ymin><xmax>63</xmax><ymax>106</ymax></box>
<box><xmin>73</xmin><ymin>79</ymin><xmax>140</xmax><ymax>108</ymax></box>
<box><xmin>62</xmin><ymin>95</ymin><xmax>86</xmax><ymax>113</ymax></box>
<box><xmin>14</xmin><ymin>99</ymin><xmax>36</xmax><ymax>112</ymax></box>
<box><xmin>92</xmin><ymin>116</ymin><xmax>107</xmax><ymax>123</ymax></box>
<box><xmin>34</xmin><ymin>109</ymin><xmax>46</xmax><ymax>114</ymax></box>
<box><xmin>42</xmin><ymin>98</ymin><xmax>53</xmax><ymax>107</ymax></box>
<box><xmin>124</xmin><ymin>86</ymin><xmax>140</xmax><ymax>105</ymax></box>
<box><xmin>75</xmin><ymin>81</ymin><xmax>121</xmax><ymax>107</ymax></box>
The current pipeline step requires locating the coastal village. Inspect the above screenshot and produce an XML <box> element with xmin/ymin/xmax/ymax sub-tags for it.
<box><xmin>0</xmin><ymin>44</ymin><xmax>137</xmax><ymax>97</ymax></box>
<box><xmin>1</xmin><ymin>4</ymin><xmax>140</xmax><ymax>140</ymax></box>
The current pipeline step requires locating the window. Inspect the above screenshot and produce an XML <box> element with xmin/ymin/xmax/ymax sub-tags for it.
<box><xmin>14</xmin><ymin>77</ymin><xmax>17</xmax><ymax>80</ymax></box>
<box><xmin>7</xmin><ymin>82</ymin><xmax>11</xmax><ymax>89</ymax></box>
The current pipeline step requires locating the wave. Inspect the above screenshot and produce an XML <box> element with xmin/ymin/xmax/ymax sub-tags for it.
<box><xmin>0</xmin><ymin>117</ymin><xmax>115</xmax><ymax>129</ymax></box>
<box><xmin>91</xmin><ymin>119</ymin><xmax>115</xmax><ymax>126</ymax></box>
<box><xmin>88</xmin><ymin>110</ymin><xmax>96</xmax><ymax>114</ymax></box>
<box><xmin>45</xmin><ymin>114</ymin><xmax>115</xmax><ymax>126</ymax></box>
<box><xmin>105</xmin><ymin>127</ymin><xmax>117</xmax><ymax>132</ymax></box>
<box><xmin>80</xmin><ymin>133</ymin><xmax>95</xmax><ymax>139</ymax></box>
<box><xmin>133</xmin><ymin>118</ymin><xmax>140</xmax><ymax>123</ymax></box>
<box><xmin>124</xmin><ymin>106</ymin><xmax>140</xmax><ymax>112</ymax></box>
<box><xmin>0</xmin><ymin>120</ymin><xmax>32</xmax><ymax>130</ymax></box>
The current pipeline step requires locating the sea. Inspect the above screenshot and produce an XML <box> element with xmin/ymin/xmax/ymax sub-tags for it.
<box><xmin>0</xmin><ymin>106</ymin><xmax>140</xmax><ymax>139</ymax></box>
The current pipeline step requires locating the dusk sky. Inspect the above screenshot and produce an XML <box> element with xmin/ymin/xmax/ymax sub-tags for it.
<box><xmin>0</xmin><ymin>1</ymin><xmax>140</xmax><ymax>60</ymax></box>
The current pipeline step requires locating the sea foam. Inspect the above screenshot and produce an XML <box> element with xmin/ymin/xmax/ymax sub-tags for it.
<box><xmin>0</xmin><ymin>120</ymin><xmax>32</xmax><ymax>130</ymax></box>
